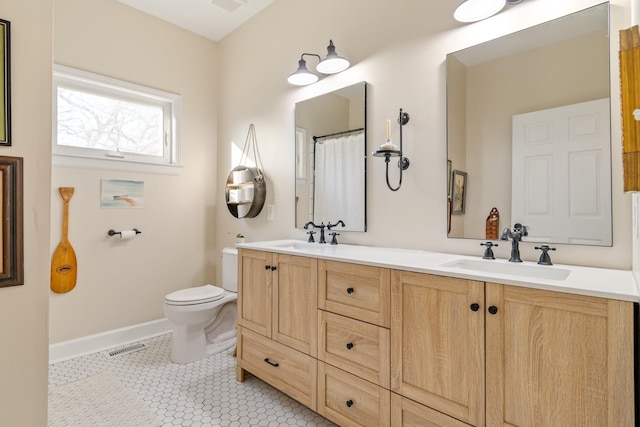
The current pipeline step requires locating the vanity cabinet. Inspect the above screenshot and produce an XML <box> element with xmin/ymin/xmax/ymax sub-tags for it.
<box><xmin>238</xmin><ymin>246</ymin><xmax>636</xmax><ymax>426</ymax></box>
<box><xmin>391</xmin><ymin>270</ymin><xmax>635</xmax><ymax>427</ymax></box>
<box><xmin>237</xmin><ymin>249</ymin><xmax>318</xmax><ymax>408</ymax></box>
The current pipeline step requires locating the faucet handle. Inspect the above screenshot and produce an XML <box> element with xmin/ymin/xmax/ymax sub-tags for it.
<box><xmin>329</xmin><ymin>232</ymin><xmax>340</xmax><ymax>245</ymax></box>
<box><xmin>480</xmin><ymin>241</ymin><xmax>498</xmax><ymax>259</ymax></box>
<box><xmin>306</xmin><ymin>230</ymin><xmax>316</xmax><ymax>243</ymax></box>
<box><xmin>534</xmin><ymin>245</ymin><xmax>556</xmax><ymax>265</ymax></box>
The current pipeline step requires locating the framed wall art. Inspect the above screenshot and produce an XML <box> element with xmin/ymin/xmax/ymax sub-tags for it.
<box><xmin>452</xmin><ymin>169</ymin><xmax>467</xmax><ymax>215</ymax></box>
<box><xmin>0</xmin><ymin>156</ymin><xmax>23</xmax><ymax>287</ymax></box>
<box><xmin>0</xmin><ymin>19</ymin><xmax>10</xmax><ymax>147</ymax></box>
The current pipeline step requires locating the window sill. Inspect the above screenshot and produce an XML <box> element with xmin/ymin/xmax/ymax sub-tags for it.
<box><xmin>53</xmin><ymin>154</ymin><xmax>183</xmax><ymax>176</ymax></box>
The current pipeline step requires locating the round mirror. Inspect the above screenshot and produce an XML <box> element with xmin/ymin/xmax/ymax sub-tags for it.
<box><xmin>225</xmin><ymin>165</ymin><xmax>266</xmax><ymax>218</ymax></box>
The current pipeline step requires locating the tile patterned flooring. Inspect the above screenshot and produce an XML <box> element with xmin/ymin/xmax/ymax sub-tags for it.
<box><xmin>48</xmin><ymin>333</ymin><xmax>336</xmax><ymax>426</ymax></box>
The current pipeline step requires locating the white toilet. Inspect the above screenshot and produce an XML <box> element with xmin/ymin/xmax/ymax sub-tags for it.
<box><xmin>163</xmin><ymin>247</ymin><xmax>238</xmax><ymax>364</ymax></box>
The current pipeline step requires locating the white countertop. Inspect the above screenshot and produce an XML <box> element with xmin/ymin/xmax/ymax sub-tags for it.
<box><xmin>237</xmin><ymin>240</ymin><xmax>640</xmax><ymax>302</ymax></box>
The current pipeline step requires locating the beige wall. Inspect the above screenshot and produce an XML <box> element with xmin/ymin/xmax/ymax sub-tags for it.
<box><xmin>50</xmin><ymin>0</ymin><xmax>219</xmax><ymax>343</ymax></box>
<box><xmin>0</xmin><ymin>1</ymin><xmax>52</xmax><ymax>425</ymax></box>
<box><xmin>217</xmin><ymin>0</ymin><xmax>633</xmax><ymax>269</ymax></box>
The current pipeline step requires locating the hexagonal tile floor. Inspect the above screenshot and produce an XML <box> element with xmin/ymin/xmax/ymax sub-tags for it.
<box><xmin>49</xmin><ymin>333</ymin><xmax>336</xmax><ymax>426</ymax></box>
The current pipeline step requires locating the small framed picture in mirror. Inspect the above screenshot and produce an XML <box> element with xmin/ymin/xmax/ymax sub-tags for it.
<box><xmin>452</xmin><ymin>170</ymin><xmax>467</xmax><ymax>215</ymax></box>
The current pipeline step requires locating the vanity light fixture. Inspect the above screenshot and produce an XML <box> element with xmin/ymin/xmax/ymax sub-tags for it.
<box><xmin>372</xmin><ymin>108</ymin><xmax>410</xmax><ymax>191</ymax></box>
<box><xmin>454</xmin><ymin>0</ymin><xmax>522</xmax><ymax>23</ymax></box>
<box><xmin>287</xmin><ymin>40</ymin><xmax>350</xmax><ymax>86</ymax></box>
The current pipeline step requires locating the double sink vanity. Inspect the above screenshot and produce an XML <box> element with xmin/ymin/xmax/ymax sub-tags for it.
<box><xmin>235</xmin><ymin>240</ymin><xmax>638</xmax><ymax>426</ymax></box>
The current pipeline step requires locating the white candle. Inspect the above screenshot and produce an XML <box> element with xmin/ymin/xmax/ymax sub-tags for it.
<box><xmin>386</xmin><ymin>119</ymin><xmax>391</xmax><ymax>140</ymax></box>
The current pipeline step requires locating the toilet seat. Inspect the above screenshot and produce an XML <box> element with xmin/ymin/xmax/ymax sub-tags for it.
<box><xmin>165</xmin><ymin>284</ymin><xmax>225</xmax><ymax>306</ymax></box>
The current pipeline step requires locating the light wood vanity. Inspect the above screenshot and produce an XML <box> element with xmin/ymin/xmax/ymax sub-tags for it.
<box><xmin>236</xmin><ymin>241</ymin><xmax>637</xmax><ymax>426</ymax></box>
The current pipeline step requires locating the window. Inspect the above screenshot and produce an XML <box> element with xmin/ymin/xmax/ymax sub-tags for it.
<box><xmin>53</xmin><ymin>65</ymin><xmax>181</xmax><ymax>168</ymax></box>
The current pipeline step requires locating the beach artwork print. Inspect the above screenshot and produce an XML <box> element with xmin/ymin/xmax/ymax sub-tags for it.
<box><xmin>101</xmin><ymin>179</ymin><xmax>144</xmax><ymax>208</ymax></box>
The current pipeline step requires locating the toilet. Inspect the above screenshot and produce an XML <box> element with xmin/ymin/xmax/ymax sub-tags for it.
<box><xmin>163</xmin><ymin>247</ymin><xmax>238</xmax><ymax>364</ymax></box>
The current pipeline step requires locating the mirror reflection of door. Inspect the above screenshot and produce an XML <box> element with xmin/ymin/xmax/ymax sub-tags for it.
<box><xmin>511</xmin><ymin>98</ymin><xmax>611</xmax><ymax>245</ymax></box>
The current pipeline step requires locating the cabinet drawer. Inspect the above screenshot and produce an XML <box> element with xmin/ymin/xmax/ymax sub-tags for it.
<box><xmin>237</xmin><ymin>327</ymin><xmax>317</xmax><ymax>410</ymax></box>
<box><xmin>391</xmin><ymin>393</ymin><xmax>470</xmax><ymax>427</ymax></box>
<box><xmin>318</xmin><ymin>363</ymin><xmax>390</xmax><ymax>427</ymax></box>
<box><xmin>318</xmin><ymin>311</ymin><xmax>390</xmax><ymax>388</ymax></box>
<box><xmin>319</xmin><ymin>260</ymin><xmax>390</xmax><ymax>327</ymax></box>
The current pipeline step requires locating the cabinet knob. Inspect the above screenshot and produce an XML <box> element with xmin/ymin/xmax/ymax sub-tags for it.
<box><xmin>470</xmin><ymin>303</ymin><xmax>480</xmax><ymax>312</ymax></box>
<box><xmin>488</xmin><ymin>306</ymin><xmax>498</xmax><ymax>315</ymax></box>
<box><xmin>346</xmin><ymin>342</ymin><xmax>354</xmax><ymax>350</ymax></box>
<box><xmin>264</xmin><ymin>265</ymin><xmax>270</xmax><ymax>270</ymax></box>
<box><xmin>346</xmin><ymin>399</ymin><xmax>354</xmax><ymax>408</ymax></box>
<box><xmin>271</xmin><ymin>266</ymin><xmax>277</xmax><ymax>271</ymax></box>
<box><xmin>264</xmin><ymin>358</ymin><xmax>279</xmax><ymax>367</ymax></box>
<box><xmin>346</xmin><ymin>287</ymin><xmax>355</xmax><ymax>294</ymax></box>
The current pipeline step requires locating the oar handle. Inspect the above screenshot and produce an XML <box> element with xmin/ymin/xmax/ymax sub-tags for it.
<box><xmin>59</xmin><ymin>187</ymin><xmax>74</xmax><ymax>241</ymax></box>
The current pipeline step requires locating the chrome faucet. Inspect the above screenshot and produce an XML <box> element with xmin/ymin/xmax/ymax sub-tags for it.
<box><xmin>500</xmin><ymin>223</ymin><xmax>528</xmax><ymax>262</ymax></box>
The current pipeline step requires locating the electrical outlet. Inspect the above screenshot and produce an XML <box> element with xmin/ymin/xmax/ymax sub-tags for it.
<box><xmin>267</xmin><ymin>205</ymin><xmax>274</xmax><ymax>221</ymax></box>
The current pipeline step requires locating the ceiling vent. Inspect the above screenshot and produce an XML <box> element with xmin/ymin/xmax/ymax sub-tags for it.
<box><xmin>210</xmin><ymin>0</ymin><xmax>247</xmax><ymax>13</ymax></box>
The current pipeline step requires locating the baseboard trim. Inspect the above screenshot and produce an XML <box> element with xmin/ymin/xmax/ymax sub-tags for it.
<box><xmin>49</xmin><ymin>318</ymin><xmax>172</xmax><ymax>365</ymax></box>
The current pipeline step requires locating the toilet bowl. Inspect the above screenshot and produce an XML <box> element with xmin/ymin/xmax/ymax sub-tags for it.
<box><xmin>163</xmin><ymin>248</ymin><xmax>238</xmax><ymax>364</ymax></box>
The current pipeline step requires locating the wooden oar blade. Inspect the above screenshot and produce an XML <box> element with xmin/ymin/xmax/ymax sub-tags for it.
<box><xmin>50</xmin><ymin>242</ymin><xmax>77</xmax><ymax>293</ymax></box>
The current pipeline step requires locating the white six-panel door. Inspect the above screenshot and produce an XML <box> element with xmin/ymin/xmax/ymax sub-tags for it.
<box><xmin>511</xmin><ymin>98</ymin><xmax>611</xmax><ymax>245</ymax></box>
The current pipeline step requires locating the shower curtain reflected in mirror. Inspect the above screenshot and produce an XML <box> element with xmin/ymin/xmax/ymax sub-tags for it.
<box><xmin>313</xmin><ymin>132</ymin><xmax>365</xmax><ymax>231</ymax></box>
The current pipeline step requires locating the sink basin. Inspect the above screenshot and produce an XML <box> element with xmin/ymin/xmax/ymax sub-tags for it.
<box><xmin>441</xmin><ymin>259</ymin><xmax>571</xmax><ymax>281</ymax></box>
<box><xmin>273</xmin><ymin>242</ymin><xmax>329</xmax><ymax>251</ymax></box>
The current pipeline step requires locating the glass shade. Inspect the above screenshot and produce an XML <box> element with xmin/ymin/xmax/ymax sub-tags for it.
<box><xmin>287</xmin><ymin>59</ymin><xmax>318</xmax><ymax>86</ymax></box>
<box><xmin>454</xmin><ymin>0</ymin><xmax>506</xmax><ymax>22</ymax></box>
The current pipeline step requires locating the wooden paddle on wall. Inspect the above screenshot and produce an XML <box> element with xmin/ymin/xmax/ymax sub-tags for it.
<box><xmin>51</xmin><ymin>187</ymin><xmax>77</xmax><ymax>293</ymax></box>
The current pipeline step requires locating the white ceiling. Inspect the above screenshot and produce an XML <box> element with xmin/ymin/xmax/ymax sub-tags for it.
<box><xmin>116</xmin><ymin>0</ymin><xmax>274</xmax><ymax>41</ymax></box>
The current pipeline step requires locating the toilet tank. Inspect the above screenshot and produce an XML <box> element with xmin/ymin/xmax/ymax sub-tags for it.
<box><xmin>221</xmin><ymin>247</ymin><xmax>238</xmax><ymax>292</ymax></box>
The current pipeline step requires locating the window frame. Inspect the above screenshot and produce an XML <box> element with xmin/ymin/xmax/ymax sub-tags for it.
<box><xmin>53</xmin><ymin>64</ymin><xmax>182</xmax><ymax>169</ymax></box>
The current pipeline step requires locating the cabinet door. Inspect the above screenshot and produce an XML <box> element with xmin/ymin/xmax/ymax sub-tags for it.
<box><xmin>272</xmin><ymin>254</ymin><xmax>318</xmax><ymax>357</ymax></box>
<box><xmin>237</xmin><ymin>249</ymin><xmax>272</xmax><ymax>337</ymax></box>
<box><xmin>391</xmin><ymin>271</ymin><xmax>485</xmax><ymax>427</ymax></box>
<box><xmin>485</xmin><ymin>283</ymin><xmax>635</xmax><ymax>426</ymax></box>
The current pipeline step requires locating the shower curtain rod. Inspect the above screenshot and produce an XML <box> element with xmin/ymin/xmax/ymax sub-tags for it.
<box><xmin>313</xmin><ymin>127</ymin><xmax>364</xmax><ymax>142</ymax></box>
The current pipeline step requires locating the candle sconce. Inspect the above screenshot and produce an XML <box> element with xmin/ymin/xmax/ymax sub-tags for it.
<box><xmin>372</xmin><ymin>108</ymin><xmax>410</xmax><ymax>191</ymax></box>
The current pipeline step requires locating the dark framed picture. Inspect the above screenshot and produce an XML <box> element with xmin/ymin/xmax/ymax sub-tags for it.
<box><xmin>0</xmin><ymin>19</ymin><xmax>10</xmax><ymax>146</ymax></box>
<box><xmin>452</xmin><ymin>170</ymin><xmax>467</xmax><ymax>215</ymax></box>
<box><xmin>0</xmin><ymin>156</ymin><xmax>23</xmax><ymax>287</ymax></box>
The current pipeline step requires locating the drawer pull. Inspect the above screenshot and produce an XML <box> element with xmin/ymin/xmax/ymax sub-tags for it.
<box><xmin>264</xmin><ymin>358</ymin><xmax>279</xmax><ymax>367</ymax></box>
<box><xmin>346</xmin><ymin>342</ymin><xmax>354</xmax><ymax>350</ymax></box>
<box><xmin>346</xmin><ymin>287</ymin><xmax>355</xmax><ymax>294</ymax></box>
<box><xmin>346</xmin><ymin>399</ymin><xmax>354</xmax><ymax>408</ymax></box>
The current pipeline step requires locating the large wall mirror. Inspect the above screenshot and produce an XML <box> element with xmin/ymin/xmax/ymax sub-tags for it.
<box><xmin>447</xmin><ymin>3</ymin><xmax>612</xmax><ymax>246</ymax></box>
<box><xmin>295</xmin><ymin>81</ymin><xmax>367</xmax><ymax>232</ymax></box>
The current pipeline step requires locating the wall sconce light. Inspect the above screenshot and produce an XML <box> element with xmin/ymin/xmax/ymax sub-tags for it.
<box><xmin>372</xmin><ymin>108</ymin><xmax>410</xmax><ymax>191</ymax></box>
<box><xmin>454</xmin><ymin>0</ymin><xmax>522</xmax><ymax>23</ymax></box>
<box><xmin>287</xmin><ymin>40</ymin><xmax>351</xmax><ymax>86</ymax></box>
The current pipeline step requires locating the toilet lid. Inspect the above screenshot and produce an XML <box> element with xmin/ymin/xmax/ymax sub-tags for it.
<box><xmin>165</xmin><ymin>284</ymin><xmax>225</xmax><ymax>305</ymax></box>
